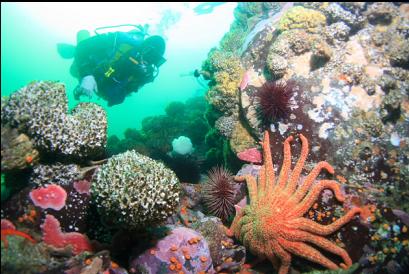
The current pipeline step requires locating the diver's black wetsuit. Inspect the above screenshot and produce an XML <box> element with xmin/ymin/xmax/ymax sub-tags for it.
<box><xmin>73</xmin><ymin>32</ymin><xmax>156</xmax><ymax>106</ymax></box>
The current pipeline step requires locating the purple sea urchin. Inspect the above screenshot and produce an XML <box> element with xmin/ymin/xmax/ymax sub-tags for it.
<box><xmin>255</xmin><ymin>81</ymin><xmax>295</xmax><ymax>127</ymax></box>
<box><xmin>202</xmin><ymin>166</ymin><xmax>236</xmax><ymax>222</ymax></box>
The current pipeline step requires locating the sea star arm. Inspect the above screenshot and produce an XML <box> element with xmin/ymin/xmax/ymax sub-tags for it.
<box><xmin>229</xmin><ymin>204</ymin><xmax>246</xmax><ymax>238</ymax></box>
<box><xmin>289</xmin><ymin>180</ymin><xmax>345</xmax><ymax>218</ymax></box>
<box><xmin>276</xmin><ymin>136</ymin><xmax>293</xmax><ymax>189</ymax></box>
<box><xmin>261</xmin><ymin>164</ymin><xmax>274</xmax><ymax>199</ymax></box>
<box><xmin>284</xmin><ymin>134</ymin><xmax>308</xmax><ymax>194</ymax></box>
<box><xmin>278</xmin><ymin>238</ymin><xmax>339</xmax><ymax>270</ymax></box>
<box><xmin>292</xmin><ymin>161</ymin><xmax>335</xmax><ymax>201</ymax></box>
<box><xmin>259</xmin><ymin>165</ymin><xmax>266</xmax><ymax>193</ymax></box>
<box><xmin>280</xmin><ymin>230</ymin><xmax>352</xmax><ymax>269</ymax></box>
<box><xmin>289</xmin><ymin>207</ymin><xmax>362</xmax><ymax>235</ymax></box>
<box><xmin>250</xmin><ymin>238</ymin><xmax>268</xmax><ymax>259</ymax></box>
<box><xmin>235</xmin><ymin>175</ymin><xmax>258</xmax><ymax>206</ymax></box>
<box><xmin>267</xmin><ymin>238</ymin><xmax>292</xmax><ymax>274</ymax></box>
<box><xmin>262</xmin><ymin>131</ymin><xmax>276</xmax><ymax>191</ymax></box>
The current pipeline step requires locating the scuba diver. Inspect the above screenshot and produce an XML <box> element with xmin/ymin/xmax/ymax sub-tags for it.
<box><xmin>57</xmin><ymin>24</ymin><xmax>166</xmax><ymax>106</ymax></box>
<box><xmin>193</xmin><ymin>69</ymin><xmax>211</xmax><ymax>80</ymax></box>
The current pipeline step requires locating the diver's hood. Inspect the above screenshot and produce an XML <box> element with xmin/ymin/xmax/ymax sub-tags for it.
<box><xmin>141</xmin><ymin>36</ymin><xmax>166</xmax><ymax>67</ymax></box>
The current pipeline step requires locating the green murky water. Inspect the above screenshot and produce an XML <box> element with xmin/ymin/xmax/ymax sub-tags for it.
<box><xmin>1</xmin><ymin>2</ymin><xmax>236</xmax><ymax>137</ymax></box>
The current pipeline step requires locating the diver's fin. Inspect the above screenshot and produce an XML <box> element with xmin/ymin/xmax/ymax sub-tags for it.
<box><xmin>76</xmin><ymin>29</ymin><xmax>90</xmax><ymax>44</ymax></box>
<box><xmin>57</xmin><ymin>43</ymin><xmax>76</xmax><ymax>59</ymax></box>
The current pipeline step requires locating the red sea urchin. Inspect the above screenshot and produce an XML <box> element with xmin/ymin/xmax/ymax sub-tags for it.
<box><xmin>255</xmin><ymin>81</ymin><xmax>295</xmax><ymax>127</ymax></box>
<box><xmin>202</xmin><ymin>166</ymin><xmax>236</xmax><ymax>222</ymax></box>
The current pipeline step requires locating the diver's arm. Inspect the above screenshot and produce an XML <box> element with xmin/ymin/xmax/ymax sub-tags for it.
<box><xmin>74</xmin><ymin>75</ymin><xmax>98</xmax><ymax>100</ymax></box>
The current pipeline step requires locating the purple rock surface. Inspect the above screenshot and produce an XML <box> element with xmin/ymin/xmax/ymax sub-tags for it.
<box><xmin>236</xmin><ymin>164</ymin><xmax>261</xmax><ymax>178</ymax></box>
<box><xmin>129</xmin><ymin>226</ymin><xmax>215</xmax><ymax>274</ymax></box>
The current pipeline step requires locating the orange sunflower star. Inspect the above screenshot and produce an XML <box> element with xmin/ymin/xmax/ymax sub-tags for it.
<box><xmin>228</xmin><ymin>131</ymin><xmax>362</xmax><ymax>274</ymax></box>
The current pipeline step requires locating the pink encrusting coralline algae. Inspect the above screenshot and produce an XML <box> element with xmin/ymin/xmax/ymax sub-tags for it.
<box><xmin>239</xmin><ymin>71</ymin><xmax>251</xmax><ymax>91</ymax></box>
<box><xmin>73</xmin><ymin>180</ymin><xmax>91</xmax><ymax>195</ymax></box>
<box><xmin>29</xmin><ymin>184</ymin><xmax>67</xmax><ymax>210</ymax></box>
<box><xmin>237</xmin><ymin>148</ymin><xmax>262</xmax><ymax>164</ymax></box>
<box><xmin>41</xmin><ymin>214</ymin><xmax>93</xmax><ymax>255</ymax></box>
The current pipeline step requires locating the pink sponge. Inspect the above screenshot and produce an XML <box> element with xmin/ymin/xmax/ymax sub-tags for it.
<box><xmin>29</xmin><ymin>184</ymin><xmax>67</xmax><ymax>210</ymax></box>
<box><xmin>73</xmin><ymin>180</ymin><xmax>91</xmax><ymax>195</ymax></box>
<box><xmin>237</xmin><ymin>147</ymin><xmax>262</xmax><ymax>164</ymax></box>
<box><xmin>41</xmin><ymin>214</ymin><xmax>92</xmax><ymax>255</ymax></box>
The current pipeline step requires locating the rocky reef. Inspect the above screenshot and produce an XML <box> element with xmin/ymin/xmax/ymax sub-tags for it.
<box><xmin>1</xmin><ymin>124</ymin><xmax>39</xmax><ymax>172</ymax></box>
<box><xmin>1</xmin><ymin>2</ymin><xmax>409</xmax><ymax>274</ymax></box>
<box><xmin>1</xmin><ymin>81</ymin><xmax>107</xmax><ymax>161</ymax></box>
<box><xmin>202</xmin><ymin>2</ymin><xmax>409</xmax><ymax>209</ymax></box>
<box><xmin>200</xmin><ymin>2</ymin><xmax>409</xmax><ymax>273</ymax></box>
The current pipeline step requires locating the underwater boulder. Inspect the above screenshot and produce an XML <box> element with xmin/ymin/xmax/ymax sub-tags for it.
<box><xmin>1</xmin><ymin>175</ymin><xmax>93</xmax><ymax>236</ymax></box>
<box><xmin>228</xmin><ymin>1</ymin><xmax>409</xmax><ymax>215</ymax></box>
<box><xmin>214</xmin><ymin>115</ymin><xmax>237</xmax><ymax>138</ymax></box>
<box><xmin>180</xmin><ymin>183</ymin><xmax>203</xmax><ymax>211</ymax></box>
<box><xmin>129</xmin><ymin>226</ymin><xmax>214</xmax><ymax>274</ymax></box>
<box><xmin>1</xmin><ymin>124</ymin><xmax>39</xmax><ymax>172</ymax></box>
<box><xmin>29</xmin><ymin>163</ymin><xmax>83</xmax><ymax>187</ymax></box>
<box><xmin>192</xmin><ymin>216</ymin><xmax>246</xmax><ymax>273</ymax></box>
<box><xmin>1</xmin><ymin>81</ymin><xmax>107</xmax><ymax>161</ymax></box>
<box><xmin>91</xmin><ymin>150</ymin><xmax>181</xmax><ymax>230</ymax></box>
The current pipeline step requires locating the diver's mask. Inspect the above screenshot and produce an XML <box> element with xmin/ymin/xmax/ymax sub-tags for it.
<box><xmin>141</xmin><ymin>46</ymin><xmax>166</xmax><ymax>68</ymax></box>
<box><xmin>140</xmin><ymin>35</ymin><xmax>166</xmax><ymax>68</ymax></box>
<box><xmin>128</xmin><ymin>29</ymin><xmax>145</xmax><ymax>43</ymax></box>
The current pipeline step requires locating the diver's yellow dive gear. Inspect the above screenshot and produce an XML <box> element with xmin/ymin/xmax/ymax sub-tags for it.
<box><xmin>105</xmin><ymin>67</ymin><xmax>115</xmax><ymax>78</ymax></box>
<box><xmin>128</xmin><ymin>56</ymin><xmax>139</xmax><ymax>65</ymax></box>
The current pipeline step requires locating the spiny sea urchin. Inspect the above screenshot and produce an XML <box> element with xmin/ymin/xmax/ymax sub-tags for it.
<box><xmin>255</xmin><ymin>80</ymin><xmax>295</xmax><ymax>127</ymax></box>
<box><xmin>202</xmin><ymin>166</ymin><xmax>236</xmax><ymax>222</ymax></box>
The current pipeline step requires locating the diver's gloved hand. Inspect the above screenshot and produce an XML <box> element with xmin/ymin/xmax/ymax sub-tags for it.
<box><xmin>74</xmin><ymin>75</ymin><xmax>98</xmax><ymax>100</ymax></box>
